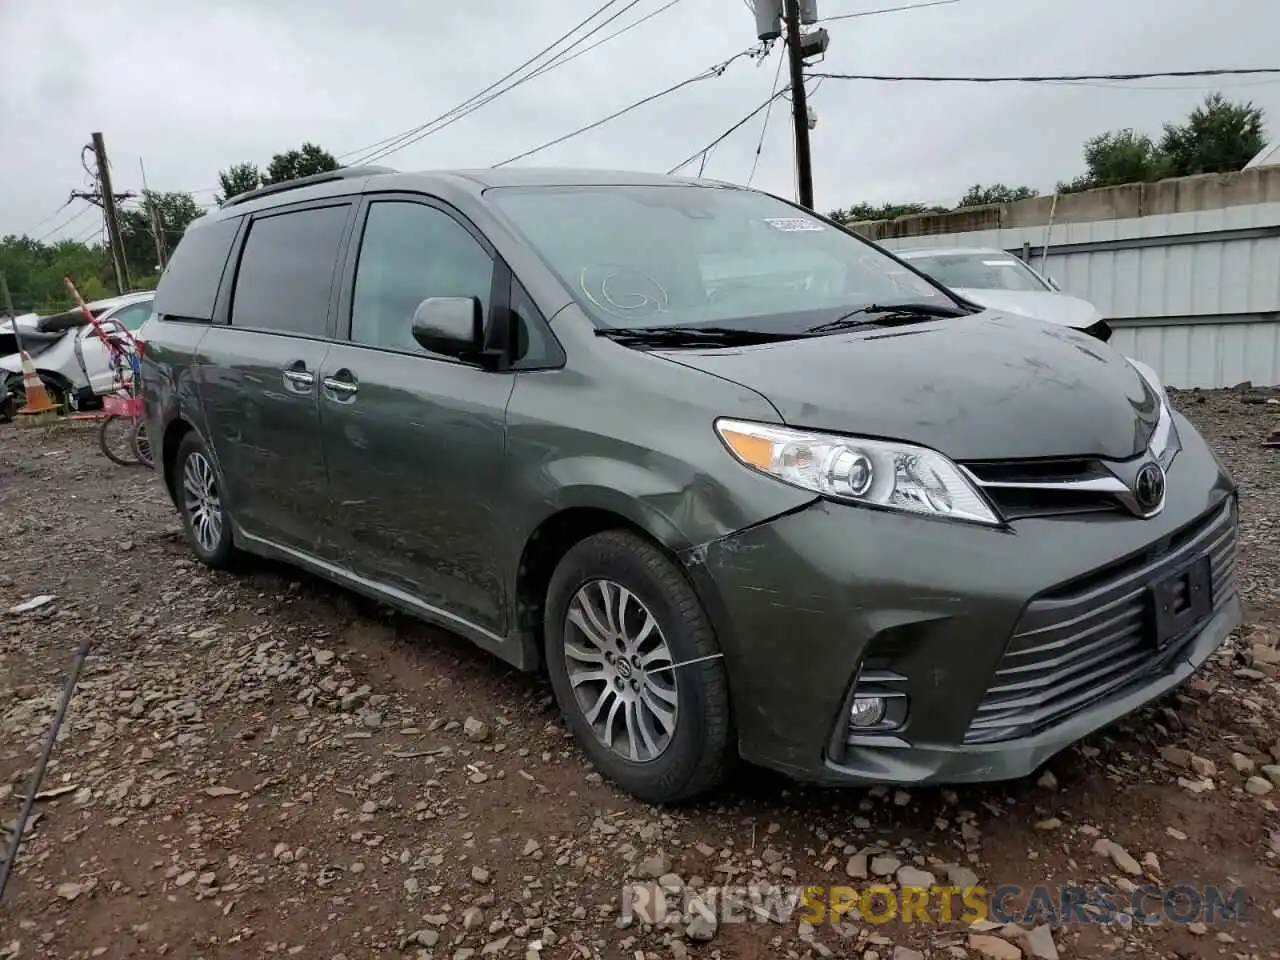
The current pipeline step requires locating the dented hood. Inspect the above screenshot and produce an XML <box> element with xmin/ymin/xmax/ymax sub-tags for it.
<box><xmin>656</xmin><ymin>311</ymin><xmax>1161</xmax><ymax>462</ymax></box>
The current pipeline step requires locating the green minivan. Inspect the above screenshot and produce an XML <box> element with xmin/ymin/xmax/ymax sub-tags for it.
<box><xmin>141</xmin><ymin>166</ymin><xmax>1239</xmax><ymax>803</ymax></box>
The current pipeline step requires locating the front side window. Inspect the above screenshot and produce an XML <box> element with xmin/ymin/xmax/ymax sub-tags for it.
<box><xmin>231</xmin><ymin>205</ymin><xmax>351</xmax><ymax>337</ymax></box>
<box><xmin>350</xmin><ymin>201</ymin><xmax>494</xmax><ymax>354</ymax></box>
<box><xmin>904</xmin><ymin>253</ymin><xmax>1050</xmax><ymax>293</ymax></box>
<box><xmin>486</xmin><ymin>185</ymin><xmax>951</xmax><ymax>333</ymax></box>
<box><xmin>110</xmin><ymin>301</ymin><xmax>153</xmax><ymax>330</ymax></box>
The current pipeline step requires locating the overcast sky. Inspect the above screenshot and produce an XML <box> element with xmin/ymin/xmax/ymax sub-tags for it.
<box><xmin>3</xmin><ymin>0</ymin><xmax>1279</xmax><ymax>242</ymax></box>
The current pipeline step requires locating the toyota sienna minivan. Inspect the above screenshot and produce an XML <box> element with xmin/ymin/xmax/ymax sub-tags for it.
<box><xmin>142</xmin><ymin>166</ymin><xmax>1240</xmax><ymax>804</ymax></box>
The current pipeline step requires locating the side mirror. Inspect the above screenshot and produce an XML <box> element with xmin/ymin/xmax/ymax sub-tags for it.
<box><xmin>411</xmin><ymin>297</ymin><xmax>483</xmax><ymax>358</ymax></box>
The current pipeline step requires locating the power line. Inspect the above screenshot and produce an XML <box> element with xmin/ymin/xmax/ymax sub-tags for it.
<box><xmin>667</xmin><ymin>89</ymin><xmax>788</xmax><ymax>175</ymax></box>
<box><xmin>358</xmin><ymin>0</ymin><xmax>657</xmax><ymax>165</ymax></box>
<box><xmin>806</xmin><ymin>67</ymin><xmax>1280</xmax><ymax>83</ymax></box>
<box><xmin>349</xmin><ymin>0</ymin><xmax>647</xmax><ymax>166</ymax></box>
<box><xmin>494</xmin><ymin>46</ymin><xmax>766</xmax><ymax>168</ymax></box>
<box><xmin>34</xmin><ymin>205</ymin><xmax>94</xmax><ymax>243</ymax></box>
<box><xmin>18</xmin><ymin>199</ymin><xmax>73</xmax><ymax>237</ymax></box>
<box><xmin>511</xmin><ymin>0</ymin><xmax>687</xmax><ymax>89</ymax></box>
<box><xmin>820</xmin><ymin>0</ymin><xmax>960</xmax><ymax>23</ymax></box>
<box><xmin>747</xmin><ymin>48</ymin><xmax>788</xmax><ymax>186</ymax></box>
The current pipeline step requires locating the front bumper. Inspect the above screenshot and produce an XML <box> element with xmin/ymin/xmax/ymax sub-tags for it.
<box><xmin>682</xmin><ymin>414</ymin><xmax>1240</xmax><ymax>785</ymax></box>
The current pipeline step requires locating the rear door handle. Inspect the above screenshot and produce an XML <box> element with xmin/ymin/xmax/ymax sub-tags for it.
<box><xmin>322</xmin><ymin>377</ymin><xmax>357</xmax><ymax>395</ymax></box>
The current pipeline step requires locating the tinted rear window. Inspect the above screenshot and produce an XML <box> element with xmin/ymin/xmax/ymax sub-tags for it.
<box><xmin>231</xmin><ymin>205</ymin><xmax>350</xmax><ymax>337</ymax></box>
<box><xmin>154</xmin><ymin>216</ymin><xmax>241</xmax><ymax>321</ymax></box>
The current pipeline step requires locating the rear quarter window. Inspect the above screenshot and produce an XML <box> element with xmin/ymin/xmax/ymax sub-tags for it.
<box><xmin>154</xmin><ymin>216</ymin><xmax>242</xmax><ymax>321</ymax></box>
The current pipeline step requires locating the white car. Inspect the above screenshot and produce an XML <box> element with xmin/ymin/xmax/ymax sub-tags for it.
<box><xmin>1</xmin><ymin>291</ymin><xmax>154</xmax><ymax>419</ymax></box>
<box><xmin>895</xmin><ymin>246</ymin><xmax>1111</xmax><ymax>341</ymax></box>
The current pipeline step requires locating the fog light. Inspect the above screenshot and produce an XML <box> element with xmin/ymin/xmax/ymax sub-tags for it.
<box><xmin>849</xmin><ymin>696</ymin><xmax>887</xmax><ymax>728</ymax></box>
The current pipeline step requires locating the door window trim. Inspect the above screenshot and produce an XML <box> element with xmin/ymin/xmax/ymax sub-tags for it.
<box><xmin>220</xmin><ymin>197</ymin><xmax>359</xmax><ymax>341</ymax></box>
<box><xmin>332</xmin><ymin>194</ymin><xmax>506</xmax><ymax>368</ymax></box>
<box><xmin>334</xmin><ymin>193</ymin><xmax>565</xmax><ymax>371</ymax></box>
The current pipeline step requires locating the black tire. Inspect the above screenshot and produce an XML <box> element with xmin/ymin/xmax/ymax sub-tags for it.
<box><xmin>544</xmin><ymin>530</ymin><xmax>732</xmax><ymax>804</ymax></box>
<box><xmin>132</xmin><ymin>419</ymin><xmax>153</xmax><ymax>468</ymax></box>
<box><xmin>174</xmin><ymin>432</ymin><xmax>235</xmax><ymax>568</ymax></box>
<box><xmin>97</xmin><ymin>416</ymin><xmax>140</xmax><ymax>466</ymax></box>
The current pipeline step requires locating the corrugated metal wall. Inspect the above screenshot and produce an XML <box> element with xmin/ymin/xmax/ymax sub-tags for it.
<box><xmin>879</xmin><ymin>202</ymin><xmax>1280</xmax><ymax>388</ymax></box>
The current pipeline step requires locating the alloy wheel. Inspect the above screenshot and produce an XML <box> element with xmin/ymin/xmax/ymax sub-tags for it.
<box><xmin>563</xmin><ymin>579</ymin><xmax>679</xmax><ymax>763</ymax></box>
<box><xmin>182</xmin><ymin>451</ymin><xmax>223</xmax><ymax>554</ymax></box>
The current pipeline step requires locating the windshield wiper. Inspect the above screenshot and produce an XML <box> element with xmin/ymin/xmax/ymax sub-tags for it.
<box><xmin>806</xmin><ymin>302</ymin><xmax>972</xmax><ymax>335</ymax></box>
<box><xmin>595</xmin><ymin>325</ymin><xmax>800</xmax><ymax>348</ymax></box>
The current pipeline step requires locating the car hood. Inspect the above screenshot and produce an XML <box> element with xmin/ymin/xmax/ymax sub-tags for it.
<box><xmin>655</xmin><ymin>311</ymin><xmax>1160</xmax><ymax>461</ymax></box>
<box><xmin>950</xmin><ymin>288</ymin><xmax>1103</xmax><ymax>329</ymax></box>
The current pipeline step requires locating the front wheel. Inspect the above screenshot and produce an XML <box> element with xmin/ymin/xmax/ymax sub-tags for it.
<box><xmin>132</xmin><ymin>419</ymin><xmax>153</xmax><ymax>468</ymax></box>
<box><xmin>175</xmin><ymin>433</ymin><xmax>235</xmax><ymax>567</ymax></box>
<box><xmin>544</xmin><ymin>530</ymin><xmax>733</xmax><ymax>804</ymax></box>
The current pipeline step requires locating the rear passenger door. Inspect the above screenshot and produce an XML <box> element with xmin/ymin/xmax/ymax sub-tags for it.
<box><xmin>198</xmin><ymin>201</ymin><xmax>354</xmax><ymax>557</ymax></box>
<box><xmin>319</xmin><ymin>197</ymin><xmax>516</xmax><ymax>638</ymax></box>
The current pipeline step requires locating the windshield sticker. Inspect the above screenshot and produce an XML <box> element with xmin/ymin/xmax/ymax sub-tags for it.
<box><xmin>762</xmin><ymin>217</ymin><xmax>825</xmax><ymax>233</ymax></box>
<box><xmin>982</xmin><ymin>260</ymin><xmax>1020</xmax><ymax>267</ymax></box>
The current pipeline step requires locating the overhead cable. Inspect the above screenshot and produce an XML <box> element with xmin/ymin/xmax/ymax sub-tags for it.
<box><xmin>668</xmin><ymin>89</ymin><xmax>788</xmax><ymax>176</ymax></box>
<box><xmin>351</xmin><ymin>0</ymin><xmax>680</xmax><ymax>166</ymax></box>
<box><xmin>344</xmin><ymin>0</ymin><xmax>633</xmax><ymax>164</ymax></box>
<box><xmin>35</xmin><ymin>204</ymin><xmax>94</xmax><ymax>243</ymax></box>
<box><xmin>747</xmin><ymin>48</ymin><xmax>789</xmax><ymax>186</ymax></box>
<box><xmin>806</xmin><ymin>67</ymin><xmax>1280</xmax><ymax>83</ymax></box>
<box><xmin>494</xmin><ymin>47</ymin><xmax>767</xmax><ymax>168</ymax></box>
<box><xmin>820</xmin><ymin>0</ymin><xmax>960</xmax><ymax>23</ymax></box>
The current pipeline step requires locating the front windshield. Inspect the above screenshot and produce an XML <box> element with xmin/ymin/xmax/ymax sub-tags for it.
<box><xmin>903</xmin><ymin>252</ymin><xmax>1050</xmax><ymax>293</ymax></box>
<box><xmin>487</xmin><ymin>184</ymin><xmax>951</xmax><ymax>330</ymax></box>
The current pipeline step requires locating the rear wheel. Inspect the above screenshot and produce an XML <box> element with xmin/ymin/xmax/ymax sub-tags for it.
<box><xmin>98</xmin><ymin>415</ymin><xmax>140</xmax><ymax>466</ymax></box>
<box><xmin>175</xmin><ymin>433</ymin><xmax>234</xmax><ymax>567</ymax></box>
<box><xmin>544</xmin><ymin>530</ymin><xmax>732</xmax><ymax>804</ymax></box>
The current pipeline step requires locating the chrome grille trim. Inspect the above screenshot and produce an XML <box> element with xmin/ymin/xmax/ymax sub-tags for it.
<box><xmin>963</xmin><ymin>499</ymin><xmax>1237</xmax><ymax>744</ymax></box>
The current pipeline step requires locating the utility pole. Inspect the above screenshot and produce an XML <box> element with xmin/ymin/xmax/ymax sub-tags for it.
<box><xmin>1</xmin><ymin>272</ymin><xmax>25</xmax><ymax>358</ymax></box>
<box><xmin>91</xmin><ymin>133</ymin><xmax>131</xmax><ymax>294</ymax></box>
<box><xmin>783</xmin><ymin>0</ymin><xmax>814</xmax><ymax>209</ymax></box>
<box><xmin>139</xmin><ymin>157</ymin><xmax>167</xmax><ymax>271</ymax></box>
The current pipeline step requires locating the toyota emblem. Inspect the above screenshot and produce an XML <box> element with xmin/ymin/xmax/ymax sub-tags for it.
<box><xmin>1134</xmin><ymin>462</ymin><xmax>1166</xmax><ymax>513</ymax></box>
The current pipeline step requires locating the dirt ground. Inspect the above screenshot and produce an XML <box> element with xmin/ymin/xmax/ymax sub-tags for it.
<box><xmin>2</xmin><ymin>390</ymin><xmax>1280</xmax><ymax>960</ymax></box>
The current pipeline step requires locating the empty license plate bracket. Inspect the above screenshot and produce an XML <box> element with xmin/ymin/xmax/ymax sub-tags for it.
<box><xmin>1151</xmin><ymin>555</ymin><xmax>1212</xmax><ymax>650</ymax></box>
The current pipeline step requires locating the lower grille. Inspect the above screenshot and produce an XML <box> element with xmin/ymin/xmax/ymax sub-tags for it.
<box><xmin>963</xmin><ymin>499</ymin><xmax>1237</xmax><ymax>744</ymax></box>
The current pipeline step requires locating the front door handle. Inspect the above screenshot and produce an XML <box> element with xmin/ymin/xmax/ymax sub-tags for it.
<box><xmin>282</xmin><ymin>368</ymin><xmax>314</xmax><ymax>393</ymax></box>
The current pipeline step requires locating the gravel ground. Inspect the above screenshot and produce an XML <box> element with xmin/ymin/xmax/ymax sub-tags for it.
<box><xmin>2</xmin><ymin>390</ymin><xmax>1280</xmax><ymax>960</ymax></box>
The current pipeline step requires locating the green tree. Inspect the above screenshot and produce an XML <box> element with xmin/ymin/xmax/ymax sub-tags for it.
<box><xmin>829</xmin><ymin>201</ymin><xmax>949</xmax><ymax>224</ymax></box>
<box><xmin>0</xmin><ymin>234</ymin><xmax>113</xmax><ymax>314</ymax></box>
<box><xmin>120</xmin><ymin>190</ymin><xmax>204</xmax><ymax>279</ymax></box>
<box><xmin>1057</xmin><ymin>129</ymin><xmax>1172</xmax><ymax>193</ymax></box>
<box><xmin>263</xmin><ymin>142</ymin><xmax>339</xmax><ymax>185</ymax></box>
<box><xmin>216</xmin><ymin>162</ymin><xmax>263</xmax><ymax>205</ymax></box>
<box><xmin>957</xmin><ymin>183</ymin><xmax>1038</xmax><ymax>207</ymax></box>
<box><xmin>1160</xmin><ymin>93</ymin><xmax>1266</xmax><ymax>176</ymax></box>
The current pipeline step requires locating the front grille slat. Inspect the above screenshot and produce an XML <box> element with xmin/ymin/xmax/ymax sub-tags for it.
<box><xmin>962</xmin><ymin>500</ymin><xmax>1238</xmax><ymax>745</ymax></box>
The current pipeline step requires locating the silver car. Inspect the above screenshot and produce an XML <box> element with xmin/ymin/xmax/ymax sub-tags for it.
<box><xmin>895</xmin><ymin>246</ymin><xmax>1111</xmax><ymax>341</ymax></box>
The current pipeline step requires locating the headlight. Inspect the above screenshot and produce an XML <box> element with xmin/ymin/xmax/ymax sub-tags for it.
<box><xmin>1126</xmin><ymin>358</ymin><xmax>1181</xmax><ymax>470</ymax></box>
<box><xmin>715</xmin><ymin>418</ymin><xmax>1000</xmax><ymax>526</ymax></box>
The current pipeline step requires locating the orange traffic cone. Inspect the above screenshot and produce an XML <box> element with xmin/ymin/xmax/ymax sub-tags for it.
<box><xmin>16</xmin><ymin>350</ymin><xmax>57</xmax><ymax>417</ymax></box>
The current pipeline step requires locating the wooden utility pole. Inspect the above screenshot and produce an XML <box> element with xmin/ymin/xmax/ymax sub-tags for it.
<box><xmin>139</xmin><ymin>157</ymin><xmax>167</xmax><ymax>271</ymax></box>
<box><xmin>783</xmin><ymin>0</ymin><xmax>814</xmax><ymax>209</ymax></box>
<box><xmin>0</xmin><ymin>272</ymin><xmax>25</xmax><ymax>358</ymax></box>
<box><xmin>91</xmin><ymin>132</ymin><xmax>131</xmax><ymax>294</ymax></box>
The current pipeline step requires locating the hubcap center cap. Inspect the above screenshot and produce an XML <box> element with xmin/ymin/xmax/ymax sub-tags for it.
<box><xmin>615</xmin><ymin>659</ymin><xmax>633</xmax><ymax>679</ymax></box>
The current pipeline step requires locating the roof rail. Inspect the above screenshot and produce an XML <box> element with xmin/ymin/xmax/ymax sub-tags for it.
<box><xmin>222</xmin><ymin>165</ymin><xmax>398</xmax><ymax>208</ymax></box>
